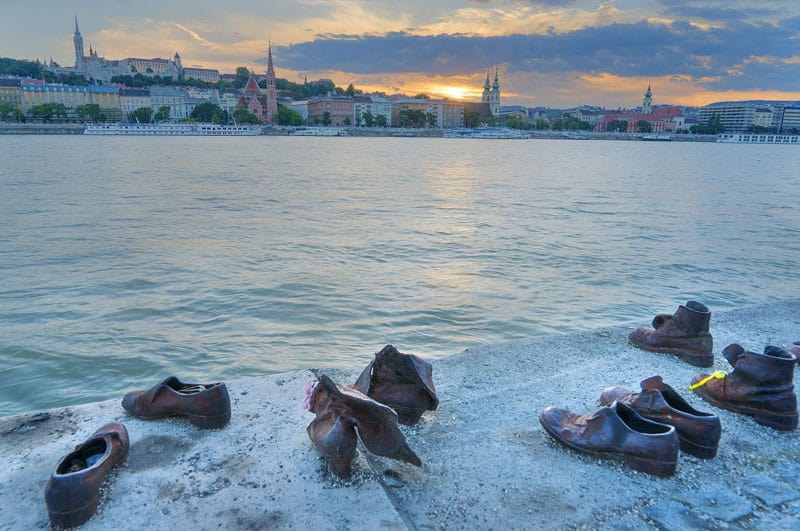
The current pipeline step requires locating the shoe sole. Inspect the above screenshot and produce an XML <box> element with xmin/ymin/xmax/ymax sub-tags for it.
<box><xmin>125</xmin><ymin>410</ymin><xmax>230</xmax><ymax>429</ymax></box>
<box><xmin>539</xmin><ymin>417</ymin><xmax>677</xmax><ymax>477</ymax></box>
<box><xmin>693</xmin><ymin>389</ymin><xmax>798</xmax><ymax>431</ymax></box>
<box><xmin>628</xmin><ymin>337</ymin><xmax>713</xmax><ymax>367</ymax></box>
<box><xmin>677</xmin><ymin>435</ymin><xmax>718</xmax><ymax>459</ymax></box>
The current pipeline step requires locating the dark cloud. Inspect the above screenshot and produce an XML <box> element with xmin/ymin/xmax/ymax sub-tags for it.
<box><xmin>277</xmin><ymin>18</ymin><xmax>800</xmax><ymax>91</ymax></box>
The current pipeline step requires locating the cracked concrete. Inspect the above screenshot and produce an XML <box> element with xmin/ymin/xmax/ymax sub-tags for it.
<box><xmin>1</xmin><ymin>299</ymin><xmax>798</xmax><ymax>529</ymax></box>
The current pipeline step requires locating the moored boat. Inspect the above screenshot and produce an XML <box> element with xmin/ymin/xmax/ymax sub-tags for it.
<box><xmin>716</xmin><ymin>133</ymin><xmax>800</xmax><ymax>144</ymax></box>
<box><xmin>84</xmin><ymin>123</ymin><xmax>261</xmax><ymax>136</ymax></box>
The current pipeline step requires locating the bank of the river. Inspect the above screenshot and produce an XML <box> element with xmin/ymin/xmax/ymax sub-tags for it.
<box><xmin>2</xmin><ymin>300</ymin><xmax>798</xmax><ymax>529</ymax></box>
<box><xmin>0</xmin><ymin>122</ymin><xmax>718</xmax><ymax>141</ymax></box>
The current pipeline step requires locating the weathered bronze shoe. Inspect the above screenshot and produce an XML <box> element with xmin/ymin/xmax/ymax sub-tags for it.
<box><xmin>691</xmin><ymin>344</ymin><xmax>798</xmax><ymax>431</ymax></box>
<box><xmin>122</xmin><ymin>376</ymin><xmax>231</xmax><ymax>429</ymax></box>
<box><xmin>304</xmin><ymin>374</ymin><xmax>421</xmax><ymax>479</ymax></box>
<box><xmin>601</xmin><ymin>375</ymin><xmax>721</xmax><ymax>458</ymax></box>
<box><xmin>629</xmin><ymin>300</ymin><xmax>713</xmax><ymax>367</ymax></box>
<box><xmin>45</xmin><ymin>422</ymin><xmax>129</xmax><ymax>528</ymax></box>
<box><xmin>783</xmin><ymin>341</ymin><xmax>800</xmax><ymax>363</ymax></box>
<box><xmin>353</xmin><ymin>344</ymin><xmax>438</xmax><ymax>425</ymax></box>
<box><xmin>539</xmin><ymin>401</ymin><xmax>679</xmax><ymax>477</ymax></box>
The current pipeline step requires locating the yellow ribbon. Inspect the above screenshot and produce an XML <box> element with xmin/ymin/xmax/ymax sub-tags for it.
<box><xmin>689</xmin><ymin>371</ymin><xmax>727</xmax><ymax>390</ymax></box>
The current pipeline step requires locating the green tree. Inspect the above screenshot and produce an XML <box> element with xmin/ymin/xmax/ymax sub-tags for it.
<box><xmin>464</xmin><ymin>111</ymin><xmax>480</xmax><ymax>128</ymax></box>
<box><xmin>0</xmin><ymin>102</ymin><xmax>23</xmax><ymax>122</ymax></box>
<box><xmin>75</xmin><ymin>103</ymin><xmax>102</xmax><ymax>122</ymax></box>
<box><xmin>321</xmin><ymin>111</ymin><xmax>331</xmax><ymax>126</ymax></box>
<box><xmin>505</xmin><ymin>115</ymin><xmax>525</xmax><ymax>129</ymax></box>
<box><xmin>425</xmin><ymin>112</ymin><xmax>437</xmax><ymax>128</ymax></box>
<box><xmin>375</xmin><ymin>114</ymin><xmax>387</xmax><ymax>127</ymax></box>
<box><xmin>637</xmin><ymin>120</ymin><xmax>653</xmax><ymax>133</ymax></box>
<box><xmin>274</xmin><ymin>104</ymin><xmax>304</xmax><ymax>126</ymax></box>
<box><xmin>0</xmin><ymin>57</ymin><xmax>42</xmax><ymax>77</ymax></box>
<box><xmin>191</xmin><ymin>102</ymin><xmax>227</xmax><ymax>123</ymax></box>
<box><xmin>413</xmin><ymin>93</ymin><xmax>430</xmax><ymax>100</ymax></box>
<box><xmin>232</xmin><ymin>107</ymin><xmax>261</xmax><ymax>124</ymax></box>
<box><xmin>398</xmin><ymin>109</ymin><xmax>426</xmax><ymax>127</ymax></box>
<box><xmin>130</xmin><ymin>106</ymin><xmax>153</xmax><ymax>123</ymax></box>
<box><xmin>344</xmin><ymin>83</ymin><xmax>356</xmax><ymax>97</ymax></box>
<box><xmin>154</xmin><ymin>105</ymin><xmax>171</xmax><ymax>122</ymax></box>
<box><xmin>534</xmin><ymin>118</ymin><xmax>550</xmax><ymax>130</ymax></box>
<box><xmin>362</xmin><ymin>111</ymin><xmax>375</xmax><ymax>127</ymax></box>
<box><xmin>343</xmin><ymin>116</ymin><xmax>352</xmax><ymax>126</ymax></box>
<box><xmin>29</xmin><ymin>102</ymin><xmax>68</xmax><ymax>123</ymax></box>
<box><xmin>55</xmin><ymin>72</ymin><xmax>89</xmax><ymax>86</ymax></box>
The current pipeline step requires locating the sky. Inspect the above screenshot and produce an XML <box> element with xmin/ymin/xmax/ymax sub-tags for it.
<box><xmin>2</xmin><ymin>0</ymin><xmax>800</xmax><ymax>108</ymax></box>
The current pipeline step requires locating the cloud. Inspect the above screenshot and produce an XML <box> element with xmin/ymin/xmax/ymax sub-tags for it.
<box><xmin>277</xmin><ymin>17</ymin><xmax>800</xmax><ymax>92</ymax></box>
<box><xmin>174</xmin><ymin>24</ymin><xmax>214</xmax><ymax>47</ymax></box>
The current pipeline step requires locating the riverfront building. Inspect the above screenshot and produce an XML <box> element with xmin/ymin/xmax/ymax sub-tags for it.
<box><xmin>21</xmin><ymin>83</ymin><xmax>122</xmax><ymax>121</ymax></box>
<box><xmin>780</xmin><ymin>107</ymin><xmax>800</xmax><ymax>134</ymax></box>
<box><xmin>235</xmin><ymin>44</ymin><xmax>278</xmax><ymax>124</ymax></box>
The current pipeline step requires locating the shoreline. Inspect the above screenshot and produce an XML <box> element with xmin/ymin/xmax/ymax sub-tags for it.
<box><xmin>2</xmin><ymin>299</ymin><xmax>798</xmax><ymax>529</ymax></box>
<box><xmin>0</xmin><ymin>122</ymin><xmax>719</xmax><ymax>141</ymax></box>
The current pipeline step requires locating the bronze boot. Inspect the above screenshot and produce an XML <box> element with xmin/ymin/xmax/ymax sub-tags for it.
<box><xmin>601</xmin><ymin>375</ymin><xmax>721</xmax><ymax>458</ymax></box>
<box><xmin>691</xmin><ymin>344</ymin><xmax>798</xmax><ymax>431</ymax></box>
<box><xmin>353</xmin><ymin>344</ymin><xmax>438</xmax><ymax>425</ymax></box>
<box><xmin>539</xmin><ymin>401</ymin><xmax>679</xmax><ymax>477</ymax></box>
<box><xmin>305</xmin><ymin>375</ymin><xmax>421</xmax><ymax>479</ymax></box>
<box><xmin>45</xmin><ymin>423</ymin><xmax>129</xmax><ymax>528</ymax></box>
<box><xmin>629</xmin><ymin>301</ymin><xmax>713</xmax><ymax>367</ymax></box>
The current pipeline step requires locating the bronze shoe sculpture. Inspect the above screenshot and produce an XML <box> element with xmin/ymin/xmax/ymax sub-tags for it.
<box><xmin>45</xmin><ymin>422</ymin><xmax>129</xmax><ymax>528</ymax></box>
<box><xmin>691</xmin><ymin>344</ymin><xmax>798</xmax><ymax>431</ymax></box>
<box><xmin>304</xmin><ymin>374</ymin><xmax>421</xmax><ymax>479</ymax></box>
<box><xmin>353</xmin><ymin>344</ymin><xmax>438</xmax><ymax>425</ymax></box>
<box><xmin>628</xmin><ymin>300</ymin><xmax>713</xmax><ymax>367</ymax></box>
<box><xmin>122</xmin><ymin>376</ymin><xmax>231</xmax><ymax>429</ymax></box>
<box><xmin>600</xmin><ymin>375</ymin><xmax>721</xmax><ymax>458</ymax></box>
<box><xmin>539</xmin><ymin>401</ymin><xmax>679</xmax><ymax>477</ymax></box>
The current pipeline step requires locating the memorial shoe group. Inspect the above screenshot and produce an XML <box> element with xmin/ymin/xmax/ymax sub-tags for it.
<box><xmin>540</xmin><ymin>301</ymin><xmax>797</xmax><ymax>477</ymax></box>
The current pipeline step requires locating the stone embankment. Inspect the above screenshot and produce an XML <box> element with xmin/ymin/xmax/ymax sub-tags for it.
<box><xmin>1</xmin><ymin>300</ymin><xmax>798</xmax><ymax>529</ymax></box>
<box><xmin>0</xmin><ymin>123</ymin><xmax>85</xmax><ymax>134</ymax></box>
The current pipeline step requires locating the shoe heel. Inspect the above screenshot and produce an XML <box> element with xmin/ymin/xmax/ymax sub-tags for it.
<box><xmin>679</xmin><ymin>351</ymin><xmax>714</xmax><ymax>368</ymax></box>
<box><xmin>678</xmin><ymin>437</ymin><xmax>718</xmax><ymax>459</ymax></box>
<box><xmin>623</xmin><ymin>454</ymin><xmax>677</xmax><ymax>477</ymax></box>
<box><xmin>186</xmin><ymin>411</ymin><xmax>230</xmax><ymax>429</ymax></box>
<box><xmin>48</xmin><ymin>492</ymin><xmax>100</xmax><ymax>527</ymax></box>
<box><xmin>753</xmin><ymin>410</ymin><xmax>798</xmax><ymax>431</ymax></box>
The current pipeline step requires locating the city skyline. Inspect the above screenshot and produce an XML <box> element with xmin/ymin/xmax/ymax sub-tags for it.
<box><xmin>2</xmin><ymin>1</ymin><xmax>800</xmax><ymax>108</ymax></box>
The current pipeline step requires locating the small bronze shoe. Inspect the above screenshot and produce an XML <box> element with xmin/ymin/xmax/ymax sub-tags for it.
<box><xmin>45</xmin><ymin>422</ymin><xmax>129</xmax><ymax>528</ymax></box>
<box><xmin>628</xmin><ymin>301</ymin><xmax>713</xmax><ymax>367</ymax></box>
<box><xmin>353</xmin><ymin>344</ymin><xmax>438</xmax><ymax>425</ymax></box>
<box><xmin>305</xmin><ymin>375</ymin><xmax>421</xmax><ymax>479</ymax></box>
<box><xmin>122</xmin><ymin>376</ymin><xmax>231</xmax><ymax>429</ymax></box>
<box><xmin>539</xmin><ymin>401</ymin><xmax>679</xmax><ymax>477</ymax></box>
<box><xmin>601</xmin><ymin>375</ymin><xmax>721</xmax><ymax>458</ymax></box>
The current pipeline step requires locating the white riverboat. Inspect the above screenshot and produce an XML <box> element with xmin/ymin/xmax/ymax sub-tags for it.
<box><xmin>84</xmin><ymin>123</ymin><xmax>261</xmax><ymax>136</ymax></box>
<box><xmin>444</xmin><ymin>127</ymin><xmax>529</xmax><ymax>139</ymax></box>
<box><xmin>717</xmin><ymin>133</ymin><xmax>800</xmax><ymax>144</ymax></box>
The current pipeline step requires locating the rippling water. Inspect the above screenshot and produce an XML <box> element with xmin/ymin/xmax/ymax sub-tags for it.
<box><xmin>1</xmin><ymin>135</ymin><xmax>798</xmax><ymax>416</ymax></box>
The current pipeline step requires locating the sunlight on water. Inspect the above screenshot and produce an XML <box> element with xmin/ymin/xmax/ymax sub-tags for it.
<box><xmin>1</xmin><ymin>135</ymin><xmax>799</xmax><ymax>415</ymax></box>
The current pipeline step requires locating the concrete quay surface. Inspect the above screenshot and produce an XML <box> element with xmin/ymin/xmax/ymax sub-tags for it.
<box><xmin>2</xmin><ymin>300</ymin><xmax>799</xmax><ymax>530</ymax></box>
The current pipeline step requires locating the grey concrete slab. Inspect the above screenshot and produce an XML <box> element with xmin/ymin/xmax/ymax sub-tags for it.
<box><xmin>1</xmin><ymin>299</ymin><xmax>799</xmax><ymax>530</ymax></box>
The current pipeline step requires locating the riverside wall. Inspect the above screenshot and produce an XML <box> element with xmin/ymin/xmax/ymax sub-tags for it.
<box><xmin>1</xmin><ymin>300</ymin><xmax>798</xmax><ymax>529</ymax></box>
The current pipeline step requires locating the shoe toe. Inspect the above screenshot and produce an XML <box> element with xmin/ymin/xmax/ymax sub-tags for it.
<box><xmin>600</xmin><ymin>386</ymin><xmax>629</xmax><ymax>405</ymax></box>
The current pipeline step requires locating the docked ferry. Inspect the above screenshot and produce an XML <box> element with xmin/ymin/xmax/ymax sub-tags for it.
<box><xmin>444</xmin><ymin>127</ymin><xmax>529</xmax><ymax>139</ymax></box>
<box><xmin>289</xmin><ymin>127</ymin><xmax>348</xmax><ymax>136</ymax></box>
<box><xmin>84</xmin><ymin>123</ymin><xmax>261</xmax><ymax>136</ymax></box>
<box><xmin>716</xmin><ymin>133</ymin><xmax>800</xmax><ymax>144</ymax></box>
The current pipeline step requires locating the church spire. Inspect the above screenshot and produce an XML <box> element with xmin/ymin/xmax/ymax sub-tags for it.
<box><xmin>74</xmin><ymin>15</ymin><xmax>80</xmax><ymax>34</ymax></box>
<box><xmin>73</xmin><ymin>15</ymin><xmax>84</xmax><ymax>68</ymax></box>
<box><xmin>266</xmin><ymin>41</ymin><xmax>275</xmax><ymax>77</ymax></box>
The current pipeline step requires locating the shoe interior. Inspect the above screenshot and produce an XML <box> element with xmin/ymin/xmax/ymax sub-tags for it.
<box><xmin>685</xmin><ymin>301</ymin><xmax>709</xmax><ymax>312</ymax></box>
<box><xmin>57</xmin><ymin>440</ymin><xmax>107</xmax><ymax>474</ymax></box>
<box><xmin>616</xmin><ymin>405</ymin><xmax>671</xmax><ymax>434</ymax></box>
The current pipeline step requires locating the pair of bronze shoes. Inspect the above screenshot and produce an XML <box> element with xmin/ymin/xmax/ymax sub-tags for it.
<box><xmin>628</xmin><ymin>300</ymin><xmax>714</xmax><ymax>367</ymax></box>
<box><xmin>540</xmin><ymin>376</ymin><xmax>721</xmax><ymax>477</ymax></box>
<box><xmin>304</xmin><ymin>345</ymin><xmax>438</xmax><ymax>478</ymax></box>
<box><xmin>45</xmin><ymin>376</ymin><xmax>230</xmax><ymax>527</ymax></box>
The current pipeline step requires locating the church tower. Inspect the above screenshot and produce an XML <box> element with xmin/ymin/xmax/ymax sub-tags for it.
<box><xmin>73</xmin><ymin>15</ymin><xmax>84</xmax><ymax>68</ymax></box>
<box><xmin>643</xmin><ymin>83</ymin><xmax>653</xmax><ymax>113</ymax></box>
<box><xmin>489</xmin><ymin>69</ymin><xmax>501</xmax><ymax>116</ymax></box>
<box><xmin>263</xmin><ymin>42</ymin><xmax>278</xmax><ymax>124</ymax></box>
<box><xmin>482</xmin><ymin>70</ymin><xmax>491</xmax><ymax>105</ymax></box>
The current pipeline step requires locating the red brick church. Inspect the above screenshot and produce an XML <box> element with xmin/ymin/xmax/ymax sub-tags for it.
<box><xmin>236</xmin><ymin>43</ymin><xmax>278</xmax><ymax>124</ymax></box>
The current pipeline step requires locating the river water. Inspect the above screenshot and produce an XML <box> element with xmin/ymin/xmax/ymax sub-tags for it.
<box><xmin>1</xmin><ymin>135</ymin><xmax>798</xmax><ymax>416</ymax></box>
